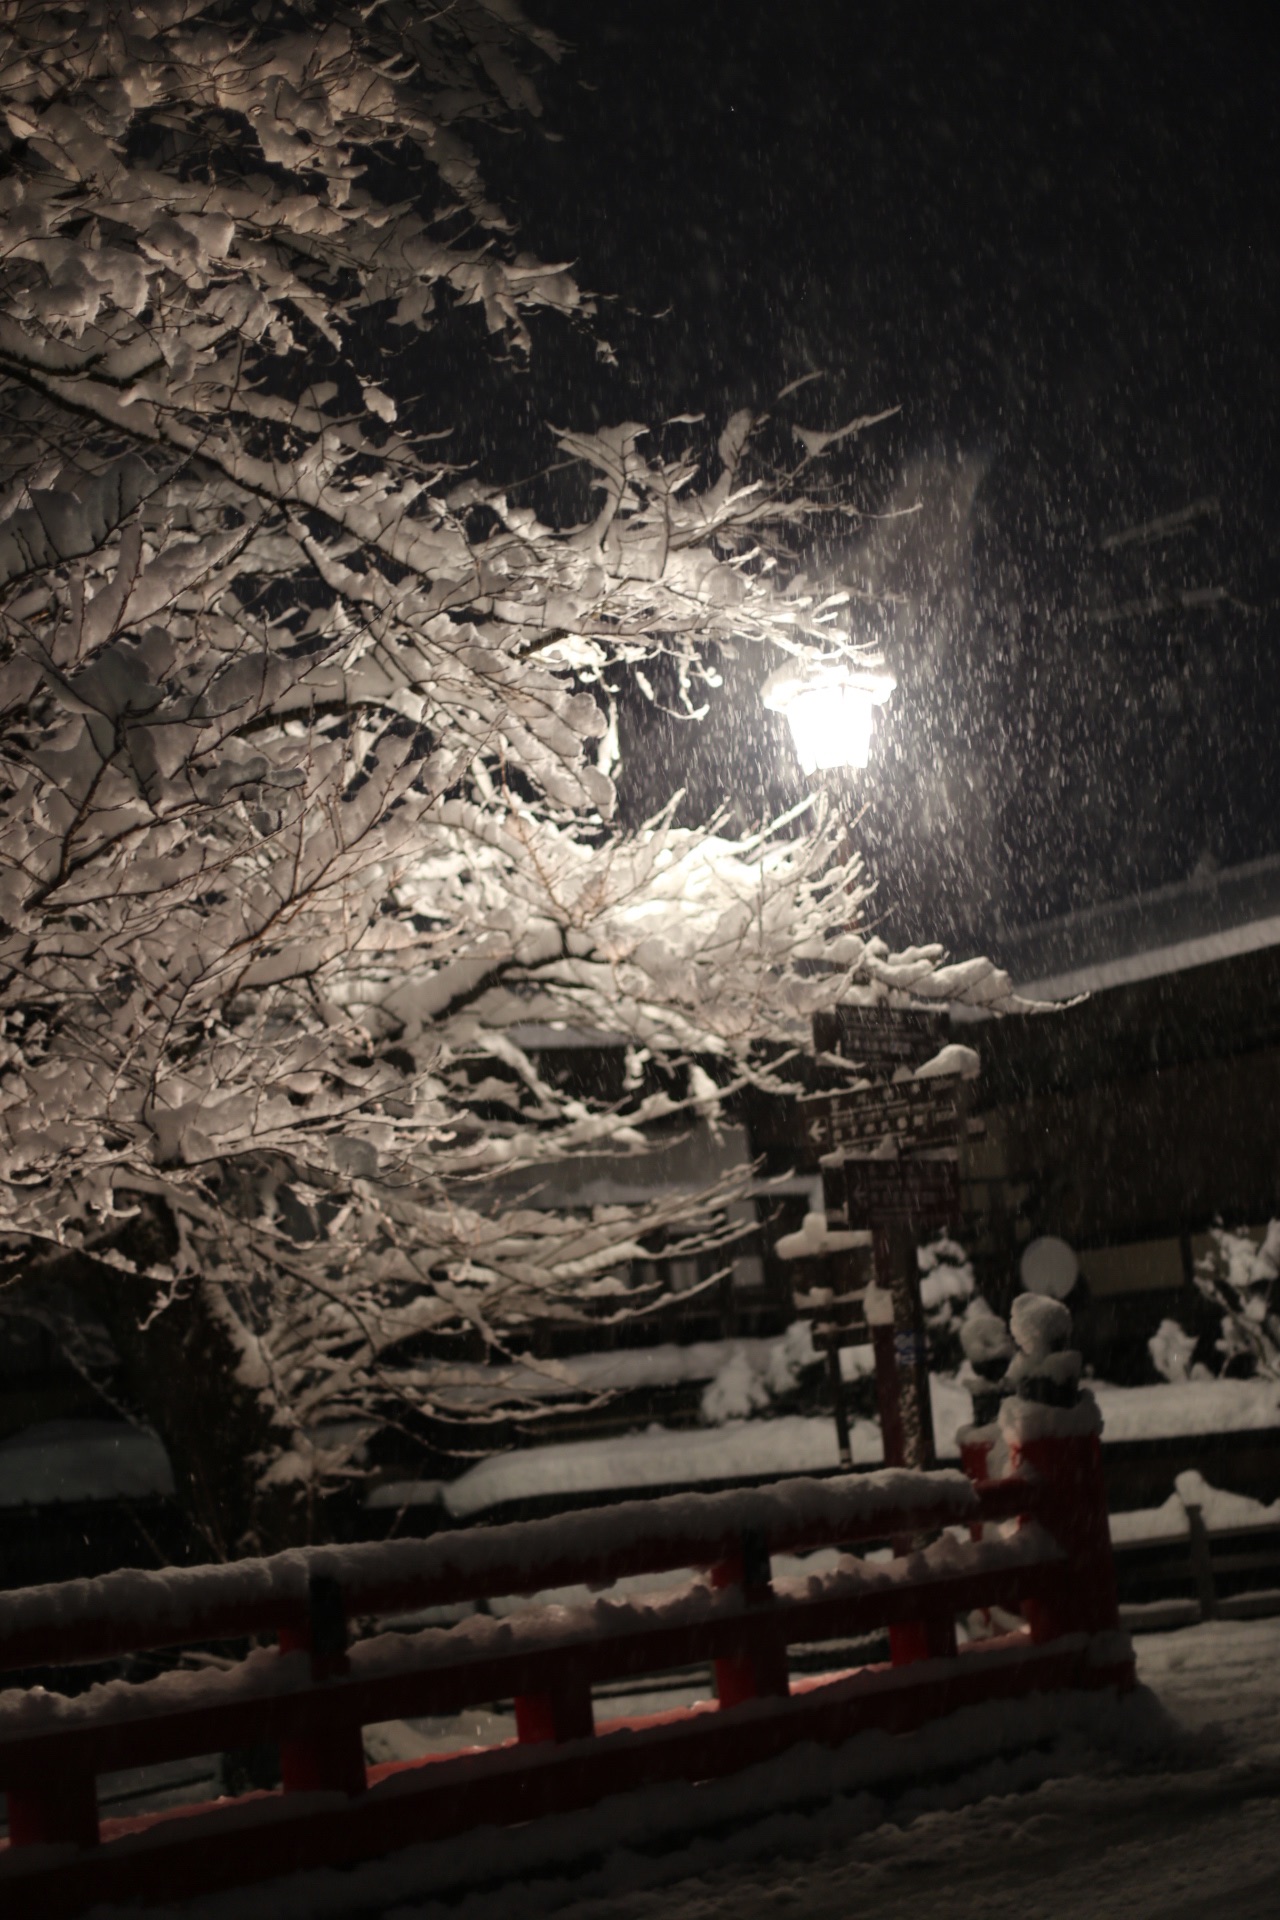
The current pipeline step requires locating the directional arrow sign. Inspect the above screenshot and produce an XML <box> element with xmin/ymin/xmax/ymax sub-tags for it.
<box><xmin>802</xmin><ymin>1075</ymin><xmax>962</xmax><ymax>1156</ymax></box>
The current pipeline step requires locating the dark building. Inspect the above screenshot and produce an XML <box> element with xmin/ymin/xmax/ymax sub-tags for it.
<box><xmin>964</xmin><ymin>854</ymin><xmax>1280</xmax><ymax>1376</ymax></box>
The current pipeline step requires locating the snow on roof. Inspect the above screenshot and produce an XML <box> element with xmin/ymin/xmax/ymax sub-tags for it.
<box><xmin>434</xmin><ymin>1374</ymin><xmax>1280</xmax><ymax>1521</ymax></box>
<box><xmin>439</xmin><ymin>1379</ymin><xmax>978</xmax><ymax>1518</ymax></box>
<box><xmin>0</xmin><ymin>1419</ymin><xmax>174</xmax><ymax>1508</ymax></box>
<box><xmin>992</xmin><ymin>852</ymin><xmax>1280</xmax><ymax>998</ymax></box>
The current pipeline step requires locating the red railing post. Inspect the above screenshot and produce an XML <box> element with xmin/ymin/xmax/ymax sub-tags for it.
<box><xmin>888</xmin><ymin>1608</ymin><xmax>957</xmax><ymax>1667</ymax></box>
<box><xmin>959</xmin><ymin>1429</ymin><xmax>996</xmax><ymax>1488</ymax></box>
<box><xmin>711</xmin><ymin>1529</ymin><xmax>790</xmax><ymax>1708</ymax></box>
<box><xmin>278</xmin><ymin>1575</ymin><xmax>367</xmax><ymax>1796</ymax></box>
<box><xmin>6</xmin><ymin>1773</ymin><xmax>99</xmax><ymax>1849</ymax></box>
<box><xmin>959</xmin><ymin>1425</ymin><xmax>998</xmax><ymax>1548</ymax></box>
<box><xmin>1008</xmin><ymin>1426</ymin><xmax>1120</xmax><ymax>1640</ymax></box>
<box><xmin>514</xmin><ymin>1675</ymin><xmax>595</xmax><ymax>1744</ymax></box>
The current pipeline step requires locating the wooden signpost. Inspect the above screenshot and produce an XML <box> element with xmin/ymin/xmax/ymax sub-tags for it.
<box><xmin>782</xmin><ymin>1004</ymin><xmax>973</xmax><ymax>1476</ymax></box>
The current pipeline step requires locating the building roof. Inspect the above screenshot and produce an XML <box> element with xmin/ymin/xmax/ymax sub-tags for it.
<box><xmin>989</xmin><ymin>854</ymin><xmax>1280</xmax><ymax>998</ymax></box>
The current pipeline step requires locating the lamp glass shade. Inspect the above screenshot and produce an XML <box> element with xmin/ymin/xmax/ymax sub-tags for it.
<box><xmin>784</xmin><ymin>680</ymin><xmax>876</xmax><ymax>773</ymax></box>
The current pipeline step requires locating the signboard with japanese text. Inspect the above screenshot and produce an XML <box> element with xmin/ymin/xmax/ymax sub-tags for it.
<box><xmin>811</xmin><ymin>1005</ymin><xmax>946</xmax><ymax>1073</ymax></box>
<box><xmin>843</xmin><ymin>1156</ymin><xmax>961</xmax><ymax>1229</ymax></box>
<box><xmin>802</xmin><ymin>1075</ymin><xmax>962</xmax><ymax>1158</ymax></box>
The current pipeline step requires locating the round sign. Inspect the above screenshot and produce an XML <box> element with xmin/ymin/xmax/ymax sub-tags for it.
<box><xmin>1019</xmin><ymin>1235</ymin><xmax>1079</xmax><ymax>1301</ymax></box>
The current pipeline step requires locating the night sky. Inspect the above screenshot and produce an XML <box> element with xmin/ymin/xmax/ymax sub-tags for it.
<box><xmin>462</xmin><ymin>3</ymin><xmax>1279</xmax><ymax>952</ymax></box>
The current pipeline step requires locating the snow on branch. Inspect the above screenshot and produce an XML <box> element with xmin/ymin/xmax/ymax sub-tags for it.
<box><xmin>0</xmin><ymin>2</ymin><xmax>1024</xmax><ymax>1547</ymax></box>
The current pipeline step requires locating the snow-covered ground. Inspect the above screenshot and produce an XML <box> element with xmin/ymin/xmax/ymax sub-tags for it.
<box><xmin>5</xmin><ymin>1363</ymin><xmax>1276</xmax><ymax>1520</ymax></box>
<box><xmin>505</xmin><ymin>1621</ymin><xmax>1280</xmax><ymax>1920</ymax></box>
<box><xmin>0</xmin><ymin>1418</ymin><xmax>174</xmax><ymax>1506</ymax></box>
<box><xmin>398</xmin><ymin>1371</ymin><xmax>1280</xmax><ymax>1520</ymax></box>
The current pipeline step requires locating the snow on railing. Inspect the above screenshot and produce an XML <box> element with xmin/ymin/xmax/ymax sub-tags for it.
<box><xmin>0</xmin><ymin>1467</ymin><xmax>987</xmax><ymax>1673</ymax></box>
<box><xmin>0</xmin><ymin>1433</ymin><xmax>1132</xmax><ymax>1919</ymax></box>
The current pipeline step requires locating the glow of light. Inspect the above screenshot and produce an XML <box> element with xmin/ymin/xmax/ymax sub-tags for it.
<box><xmin>761</xmin><ymin>660</ymin><xmax>897</xmax><ymax>774</ymax></box>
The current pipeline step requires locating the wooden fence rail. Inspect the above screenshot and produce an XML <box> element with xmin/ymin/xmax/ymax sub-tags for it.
<box><xmin>0</xmin><ymin>1428</ymin><xmax>1132</xmax><ymax>1918</ymax></box>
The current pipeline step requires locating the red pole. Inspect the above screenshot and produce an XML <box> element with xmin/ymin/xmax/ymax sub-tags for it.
<box><xmin>1008</xmin><ymin>1425</ymin><xmax>1122</xmax><ymax>1642</ymax></box>
<box><xmin>278</xmin><ymin>1576</ymin><xmax>368</xmax><ymax>1796</ymax></box>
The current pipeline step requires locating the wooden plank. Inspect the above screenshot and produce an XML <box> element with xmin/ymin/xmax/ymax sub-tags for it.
<box><xmin>810</xmin><ymin>1324</ymin><xmax>870</xmax><ymax>1353</ymax></box>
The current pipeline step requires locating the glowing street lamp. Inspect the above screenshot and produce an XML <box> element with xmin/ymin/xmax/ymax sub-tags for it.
<box><xmin>761</xmin><ymin>658</ymin><xmax>896</xmax><ymax>775</ymax></box>
<box><xmin>761</xmin><ymin>654</ymin><xmax>897</xmax><ymax>1469</ymax></box>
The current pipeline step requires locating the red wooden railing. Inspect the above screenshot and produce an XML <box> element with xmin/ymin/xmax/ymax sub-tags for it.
<box><xmin>0</xmin><ymin>1430</ymin><xmax>1131</xmax><ymax>1917</ymax></box>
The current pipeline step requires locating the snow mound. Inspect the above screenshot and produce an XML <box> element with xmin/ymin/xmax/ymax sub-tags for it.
<box><xmin>0</xmin><ymin>1419</ymin><xmax>174</xmax><ymax>1507</ymax></box>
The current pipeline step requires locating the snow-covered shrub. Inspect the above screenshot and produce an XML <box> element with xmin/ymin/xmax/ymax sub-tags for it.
<box><xmin>1004</xmin><ymin>1291</ymin><xmax>1083</xmax><ymax>1409</ymax></box>
<box><xmin>700</xmin><ymin>1349</ymin><xmax>774</xmax><ymax>1425</ymax></box>
<box><xmin>959</xmin><ymin>1295</ymin><xmax>1016</xmax><ymax>1374</ymax></box>
<box><xmin>699</xmin><ymin>1321</ymin><xmax>818</xmax><ymax>1426</ymax></box>
<box><xmin>958</xmin><ymin>1294</ymin><xmax>1016</xmax><ymax>1427</ymax></box>
<box><xmin>1194</xmin><ymin>1224</ymin><xmax>1280</xmax><ymax>1379</ymax></box>
<box><xmin>1148</xmin><ymin>1317</ymin><xmax>1207</xmax><ymax>1385</ymax></box>
<box><xmin>959</xmin><ymin>1289</ymin><xmax>1086</xmax><ymax>1431</ymax></box>
<box><xmin>918</xmin><ymin>1237</ymin><xmax>976</xmax><ymax>1374</ymax></box>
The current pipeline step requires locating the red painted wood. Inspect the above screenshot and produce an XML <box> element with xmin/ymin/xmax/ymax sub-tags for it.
<box><xmin>0</xmin><ymin>1556</ymin><xmax>1065</xmax><ymax>1792</ymax></box>
<box><xmin>1011</xmin><ymin>1431</ymin><xmax>1121</xmax><ymax>1639</ymax></box>
<box><xmin>1</xmin><ymin>1480</ymin><xmax>1033</xmax><ymax>1675</ymax></box>
<box><xmin>5</xmin><ymin>1773</ymin><xmax>99</xmax><ymax>1849</ymax></box>
<box><xmin>0</xmin><ymin>1638</ymin><xmax>1135</xmax><ymax>1919</ymax></box>
<box><xmin>0</xmin><ymin>1441</ymin><xmax>1129</xmax><ymax>1916</ymax></box>
<box><xmin>515</xmin><ymin>1677</ymin><xmax>595</xmax><ymax>1744</ymax></box>
<box><xmin>276</xmin><ymin>1606</ymin><xmax>367</xmax><ymax>1795</ymax></box>
<box><xmin>889</xmin><ymin>1614</ymin><xmax>959</xmax><ymax>1665</ymax></box>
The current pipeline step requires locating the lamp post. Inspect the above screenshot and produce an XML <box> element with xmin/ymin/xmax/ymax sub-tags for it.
<box><xmin>763</xmin><ymin>655</ymin><xmax>899</xmax><ymax>1471</ymax></box>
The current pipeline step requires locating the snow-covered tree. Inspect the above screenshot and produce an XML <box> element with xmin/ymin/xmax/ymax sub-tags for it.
<box><xmin>0</xmin><ymin>1</ymin><xmax>1026</xmax><ymax>1555</ymax></box>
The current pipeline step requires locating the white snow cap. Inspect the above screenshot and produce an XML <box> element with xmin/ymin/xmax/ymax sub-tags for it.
<box><xmin>773</xmin><ymin>1212</ymin><xmax>872</xmax><ymax>1261</ymax></box>
<box><xmin>913</xmin><ymin>1042</ymin><xmax>981</xmax><ymax>1081</ymax></box>
<box><xmin>1019</xmin><ymin>1235</ymin><xmax>1079</xmax><ymax>1300</ymax></box>
<box><xmin>1001</xmin><ymin>1387</ymin><xmax>1102</xmax><ymax>1444</ymax></box>
<box><xmin>862</xmin><ymin>1281</ymin><xmax>896</xmax><ymax>1327</ymax></box>
<box><xmin>1010</xmin><ymin>1292</ymin><xmax>1073</xmax><ymax>1362</ymax></box>
<box><xmin>959</xmin><ymin>1295</ymin><xmax>1015</xmax><ymax>1367</ymax></box>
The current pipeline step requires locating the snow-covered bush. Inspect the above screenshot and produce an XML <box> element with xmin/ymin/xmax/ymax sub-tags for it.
<box><xmin>698</xmin><ymin>1320</ymin><xmax>818</xmax><ymax>1426</ymax></box>
<box><xmin>1194</xmin><ymin>1224</ymin><xmax>1280</xmax><ymax>1380</ymax></box>
<box><xmin>1148</xmin><ymin>1317</ymin><xmax>1207</xmax><ymax>1385</ymax></box>
<box><xmin>918</xmin><ymin>1237</ymin><xmax>976</xmax><ymax>1373</ymax></box>
<box><xmin>700</xmin><ymin>1348</ymin><xmax>774</xmax><ymax>1426</ymax></box>
<box><xmin>0</xmin><ymin>2</ymin><xmax>1027</xmax><ymax>1553</ymax></box>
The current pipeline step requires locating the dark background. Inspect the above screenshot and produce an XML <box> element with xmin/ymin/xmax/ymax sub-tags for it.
<box><xmin>455</xmin><ymin>2</ymin><xmax>1279</xmax><ymax>953</ymax></box>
